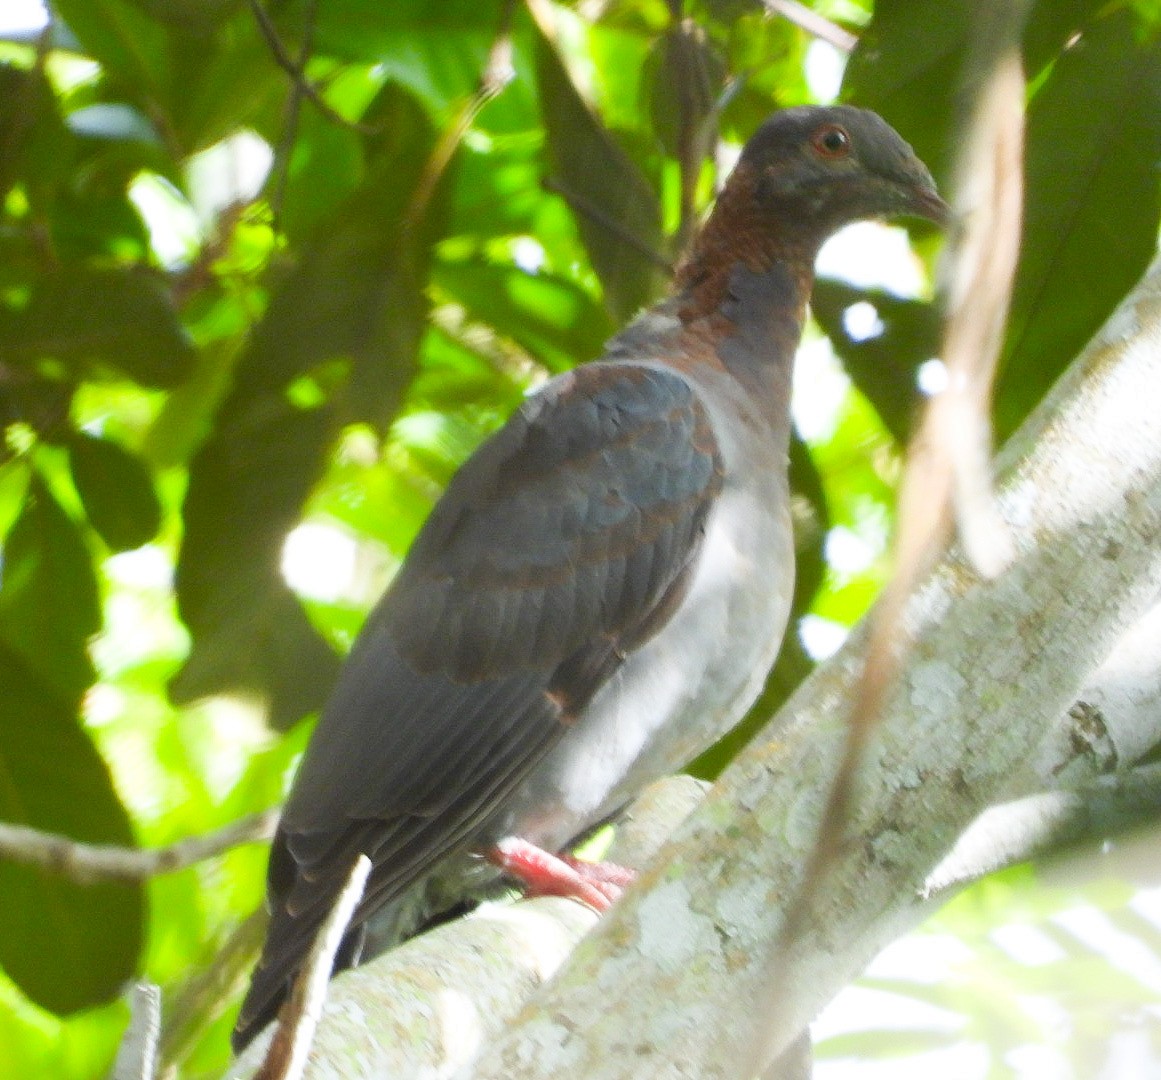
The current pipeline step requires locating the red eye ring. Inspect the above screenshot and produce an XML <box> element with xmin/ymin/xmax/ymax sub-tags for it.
<box><xmin>812</xmin><ymin>124</ymin><xmax>851</xmax><ymax>158</ymax></box>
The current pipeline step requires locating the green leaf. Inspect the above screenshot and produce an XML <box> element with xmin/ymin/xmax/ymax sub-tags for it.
<box><xmin>788</xmin><ymin>432</ymin><xmax>831</xmax><ymax>616</ymax></box>
<box><xmin>996</xmin><ymin>13</ymin><xmax>1161</xmax><ymax>438</ymax></box>
<box><xmin>408</xmin><ymin>328</ymin><xmax>527</xmax><ymax>414</ymax></box>
<box><xmin>2</xmin><ymin>267</ymin><xmax>195</xmax><ymax>388</ymax></box>
<box><xmin>644</xmin><ymin>20</ymin><xmax>724</xmax><ymax>246</ymax></box>
<box><xmin>278</xmin><ymin>112</ymin><xmax>365</xmax><ymax>241</ymax></box>
<box><xmin>0</xmin><ymin>474</ymin><xmax>100</xmax><ymax>703</ymax></box>
<box><xmin>433</xmin><ymin>258</ymin><xmax>614</xmax><ymax>371</ymax></box>
<box><xmin>0</xmin><ymin>373</ymin><xmax>74</xmax><ymax>442</ymax></box>
<box><xmin>174</xmin><ymin>84</ymin><xmax>451</xmax><ymax>727</ymax></box>
<box><xmin>716</xmin><ymin>12</ymin><xmax>811</xmax><ymax>137</ymax></box>
<box><xmin>447</xmin><ymin>139</ymin><xmax>553</xmax><ymax>240</ymax></box>
<box><xmin>0</xmin><ymin>63</ymin><xmax>74</xmax><ymax>211</ymax></box>
<box><xmin>1022</xmin><ymin>0</ymin><xmax>1107</xmax><ymax>76</ymax></box>
<box><xmin>534</xmin><ymin>24</ymin><xmax>667</xmax><ymax>322</ymax></box>
<box><xmin>844</xmin><ymin>3</ymin><xmax>1161</xmax><ymax>441</ymax></box>
<box><xmin>66</xmin><ymin>431</ymin><xmax>162</xmax><ymax>552</ymax></box>
<box><xmin>57</xmin><ymin>0</ymin><xmax>279</xmax><ymax>155</ymax></box>
<box><xmin>165</xmin><ymin>17</ymin><xmax>284</xmax><ymax>153</ymax></box>
<box><xmin>48</xmin><ymin>186</ymin><xmax>152</xmax><ymax>263</ymax></box>
<box><xmin>53</xmin><ymin>0</ymin><xmax>171</xmax><ymax>98</ymax></box>
<box><xmin>232</xmin><ymin>86</ymin><xmax>448</xmax><ymax>416</ymax></box>
<box><xmin>0</xmin><ymin>646</ymin><xmax>143</xmax><ymax>1015</ymax></box>
<box><xmin>817</xmin><ymin>1027</ymin><xmax>969</xmax><ymax>1060</ymax></box>
<box><xmin>120</xmin><ymin>0</ymin><xmax>239</xmax><ymax>35</ymax></box>
<box><xmin>366</xmin><ymin>30</ymin><xmax>492</xmax><ymax>116</ymax></box>
<box><xmin>304</xmin><ymin>0</ymin><xmax>505</xmax><ymax>62</ymax></box>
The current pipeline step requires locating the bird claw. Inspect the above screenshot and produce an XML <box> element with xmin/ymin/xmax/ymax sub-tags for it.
<box><xmin>489</xmin><ymin>837</ymin><xmax>635</xmax><ymax>913</ymax></box>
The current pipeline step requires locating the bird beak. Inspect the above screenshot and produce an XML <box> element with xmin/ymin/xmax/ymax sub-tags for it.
<box><xmin>907</xmin><ymin>184</ymin><xmax>950</xmax><ymax>227</ymax></box>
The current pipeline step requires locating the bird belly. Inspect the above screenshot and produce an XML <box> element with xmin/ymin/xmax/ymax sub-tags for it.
<box><xmin>498</xmin><ymin>473</ymin><xmax>794</xmax><ymax>851</ymax></box>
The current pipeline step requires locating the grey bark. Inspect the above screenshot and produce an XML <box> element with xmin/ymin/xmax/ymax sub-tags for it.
<box><xmin>227</xmin><ymin>777</ymin><xmax>709</xmax><ymax>1078</ymax></box>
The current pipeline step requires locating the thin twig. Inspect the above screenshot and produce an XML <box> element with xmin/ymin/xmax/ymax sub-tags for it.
<box><xmin>255</xmin><ymin>854</ymin><xmax>372</xmax><ymax>1080</ymax></box>
<box><xmin>541</xmin><ymin>176</ymin><xmax>675</xmax><ymax>274</ymax></box>
<box><xmin>940</xmin><ymin>47</ymin><xmax>1024</xmax><ymax>576</ymax></box>
<box><xmin>267</xmin><ymin>0</ymin><xmax>313</xmax><ymax>223</ymax></box>
<box><xmin>743</xmin><ymin>2</ymin><xmax>1031</xmax><ymax>1074</ymax></box>
<box><xmin>761</xmin><ymin>0</ymin><xmax>857</xmax><ymax>53</ymax></box>
<box><xmin>246</xmin><ymin>0</ymin><xmax>379</xmax><ymax>135</ymax></box>
<box><xmin>111</xmin><ymin>982</ymin><xmax>162</xmax><ymax>1080</ymax></box>
<box><xmin>403</xmin><ymin>0</ymin><xmax>518</xmax><ymax>234</ymax></box>
<box><xmin>0</xmin><ymin>809</ymin><xmax>279</xmax><ymax>884</ymax></box>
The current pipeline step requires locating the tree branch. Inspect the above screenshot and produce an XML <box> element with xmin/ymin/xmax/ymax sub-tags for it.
<box><xmin>760</xmin><ymin>0</ymin><xmax>857</xmax><ymax>53</ymax></box>
<box><xmin>256</xmin><ymin>855</ymin><xmax>372</xmax><ymax>1080</ymax></box>
<box><xmin>750</xmin><ymin>9</ymin><xmax>1030</xmax><ymax>1069</ymax></box>
<box><xmin>926</xmin><ymin>762</ymin><xmax>1161</xmax><ymax>898</ymax></box>
<box><xmin>465</xmin><ymin>253</ymin><xmax>1161</xmax><ymax>1077</ymax></box>
<box><xmin>223</xmin><ymin>578</ymin><xmax>1161</xmax><ymax>1080</ymax></box>
<box><xmin>227</xmin><ymin>777</ymin><xmax>709</xmax><ymax>1077</ymax></box>
<box><xmin>226</xmin><ymin>553</ymin><xmax>1161</xmax><ymax>1078</ymax></box>
<box><xmin>0</xmin><ymin>810</ymin><xmax>278</xmax><ymax>884</ymax></box>
<box><xmin>111</xmin><ymin>982</ymin><xmax>161</xmax><ymax>1080</ymax></box>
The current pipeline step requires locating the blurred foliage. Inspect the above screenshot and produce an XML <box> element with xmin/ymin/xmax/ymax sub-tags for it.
<box><xmin>0</xmin><ymin>0</ymin><xmax>1158</xmax><ymax>1075</ymax></box>
<box><xmin>816</xmin><ymin>828</ymin><xmax>1161</xmax><ymax>1076</ymax></box>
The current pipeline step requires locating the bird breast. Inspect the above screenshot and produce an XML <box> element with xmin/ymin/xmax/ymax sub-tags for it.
<box><xmin>497</xmin><ymin>361</ymin><xmax>795</xmax><ymax>850</ymax></box>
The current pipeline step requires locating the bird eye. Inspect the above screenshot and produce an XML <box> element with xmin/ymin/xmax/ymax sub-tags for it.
<box><xmin>812</xmin><ymin>124</ymin><xmax>851</xmax><ymax>158</ymax></box>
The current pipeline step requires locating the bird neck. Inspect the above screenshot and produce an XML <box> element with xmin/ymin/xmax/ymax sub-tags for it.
<box><xmin>673</xmin><ymin>188</ymin><xmax>821</xmax><ymax>419</ymax></box>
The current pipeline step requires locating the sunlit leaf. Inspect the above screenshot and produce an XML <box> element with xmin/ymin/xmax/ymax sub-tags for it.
<box><xmin>534</xmin><ymin>22</ymin><xmax>667</xmax><ymax>322</ymax></box>
<box><xmin>278</xmin><ymin>112</ymin><xmax>365</xmax><ymax>241</ymax></box>
<box><xmin>66</xmin><ymin>103</ymin><xmax>161</xmax><ymax>144</ymax></box>
<box><xmin>53</xmin><ymin>0</ymin><xmax>171</xmax><ymax>97</ymax></box>
<box><xmin>716</xmin><ymin>12</ymin><xmax>812</xmax><ymax>136</ymax></box>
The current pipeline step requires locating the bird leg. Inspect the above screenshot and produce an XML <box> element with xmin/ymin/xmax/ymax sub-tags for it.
<box><xmin>489</xmin><ymin>837</ymin><xmax>636</xmax><ymax>913</ymax></box>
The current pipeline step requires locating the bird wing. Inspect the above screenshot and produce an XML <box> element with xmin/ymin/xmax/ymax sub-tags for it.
<box><xmin>236</xmin><ymin>360</ymin><xmax>723</xmax><ymax>1045</ymax></box>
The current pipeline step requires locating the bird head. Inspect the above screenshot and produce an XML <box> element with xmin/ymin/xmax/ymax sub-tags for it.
<box><xmin>677</xmin><ymin>106</ymin><xmax>946</xmax><ymax>308</ymax></box>
<box><xmin>739</xmin><ymin>104</ymin><xmax>947</xmax><ymax>237</ymax></box>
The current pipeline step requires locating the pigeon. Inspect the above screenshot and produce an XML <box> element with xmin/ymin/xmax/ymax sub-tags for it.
<box><xmin>234</xmin><ymin>104</ymin><xmax>946</xmax><ymax>1051</ymax></box>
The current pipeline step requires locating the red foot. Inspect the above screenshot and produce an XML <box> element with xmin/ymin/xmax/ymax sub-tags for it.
<box><xmin>488</xmin><ymin>837</ymin><xmax>636</xmax><ymax>913</ymax></box>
